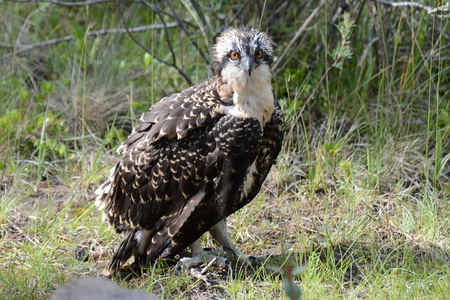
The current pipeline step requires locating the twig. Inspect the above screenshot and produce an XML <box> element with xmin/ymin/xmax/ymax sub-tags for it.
<box><xmin>200</xmin><ymin>256</ymin><xmax>217</xmax><ymax>275</ymax></box>
<box><xmin>374</xmin><ymin>0</ymin><xmax>450</xmax><ymax>18</ymax></box>
<box><xmin>166</xmin><ymin>0</ymin><xmax>210</xmax><ymax>65</ymax></box>
<box><xmin>0</xmin><ymin>0</ymin><xmax>140</xmax><ymax>6</ymax></box>
<box><xmin>214</xmin><ymin>0</ymin><xmax>251</xmax><ymax>39</ymax></box>
<box><xmin>299</xmin><ymin>18</ymin><xmax>353</xmax><ymax>117</ymax></box>
<box><xmin>190</xmin><ymin>0</ymin><xmax>209</xmax><ymax>35</ymax></box>
<box><xmin>181</xmin><ymin>0</ymin><xmax>209</xmax><ymax>49</ymax></box>
<box><xmin>298</xmin><ymin>51</ymin><xmax>342</xmax><ymax>118</ymax></box>
<box><xmin>140</xmin><ymin>0</ymin><xmax>177</xmax><ymax>68</ymax></box>
<box><xmin>2</xmin><ymin>0</ymin><xmax>196</xmax><ymax>25</ymax></box>
<box><xmin>271</xmin><ymin>0</ymin><xmax>327</xmax><ymax>73</ymax></box>
<box><xmin>1</xmin><ymin>23</ymin><xmax>180</xmax><ymax>60</ymax></box>
<box><xmin>0</xmin><ymin>43</ymin><xmax>15</xmax><ymax>48</ymax></box>
<box><xmin>116</xmin><ymin>1</ymin><xmax>192</xmax><ymax>85</ymax></box>
<box><xmin>133</xmin><ymin>0</ymin><xmax>195</xmax><ymax>27</ymax></box>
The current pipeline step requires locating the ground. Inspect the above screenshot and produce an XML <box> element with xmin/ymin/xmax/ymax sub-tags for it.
<box><xmin>1</xmin><ymin>142</ymin><xmax>448</xmax><ymax>299</ymax></box>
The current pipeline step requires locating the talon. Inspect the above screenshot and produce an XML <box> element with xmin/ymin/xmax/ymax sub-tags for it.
<box><xmin>174</xmin><ymin>255</ymin><xmax>230</xmax><ymax>273</ymax></box>
<box><xmin>221</xmin><ymin>246</ymin><xmax>239</xmax><ymax>259</ymax></box>
<box><xmin>174</xmin><ymin>256</ymin><xmax>201</xmax><ymax>274</ymax></box>
<box><xmin>248</xmin><ymin>255</ymin><xmax>256</xmax><ymax>262</ymax></box>
<box><xmin>174</xmin><ymin>261</ymin><xmax>183</xmax><ymax>275</ymax></box>
<box><xmin>225</xmin><ymin>259</ymin><xmax>234</xmax><ymax>277</ymax></box>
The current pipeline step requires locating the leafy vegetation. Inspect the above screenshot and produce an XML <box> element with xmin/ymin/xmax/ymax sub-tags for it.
<box><xmin>0</xmin><ymin>1</ymin><xmax>449</xmax><ymax>299</ymax></box>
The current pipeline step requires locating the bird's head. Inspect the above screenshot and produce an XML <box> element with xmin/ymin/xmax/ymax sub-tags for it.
<box><xmin>213</xmin><ymin>27</ymin><xmax>273</xmax><ymax>93</ymax></box>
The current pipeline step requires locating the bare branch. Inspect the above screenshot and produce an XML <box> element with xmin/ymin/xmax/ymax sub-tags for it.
<box><xmin>140</xmin><ymin>0</ymin><xmax>177</xmax><ymax>67</ymax></box>
<box><xmin>298</xmin><ymin>31</ymin><xmax>348</xmax><ymax>118</ymax></box>
<box><xmin>1</xmin><ymin>22</ymin><xmax>180</xmax><ymax>60</ymax></box>
<box><xmin>1</xmin><ymin>0</ymin><xmax>139</xmax><ymax>6</ymax></box>
<box><xmin>0</xmin><ymin>43</ymin><xmax>15</xmax><ymax>48</ymax></box>
<box><xmin>133</xmin><ymin>0</ymin><xmax>195</xmax><ymax>27</ymax></box>
<box><xmin>214</xmin><ymin>0</ymin><xmax>251</xmax><ymax>39</ymax></box>
<box><xmin>181</xmin><ymin>0</ymin><xmax>209</xmax><ymax>49</ymax></box>
<box><xmin>166</xmin><ymin>0</ymin><xmax>210</xmax><ymax>65</ymax></box>
<box><xmin>116</xmin><ymin>1</ymin><xmax>192</xmax><ymax>85</ymax></box>
<box><xmin>271</xmin><ymin>0</ymin><xmax>327</xmax><ymax>74</ymax></box>
<box><xmin>1</xmin><ymin>0</ymin><xmax>197</xmax><ymax>26</ymax></box>
<box><xmin>189</xmin><ymin>0</ymin><xmax>212</xmax><ymax>50</ymax></box>
<box><xmin>374</xmin><ymin>0</ymin><xmax>450</xmax><ymax>18</ymax></box>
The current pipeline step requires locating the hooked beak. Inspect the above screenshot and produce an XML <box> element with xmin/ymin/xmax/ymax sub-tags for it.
<box><xmin>243</xmin><ymin>56</ymin><xmax>253</xmax><ymax>77</ymax></box>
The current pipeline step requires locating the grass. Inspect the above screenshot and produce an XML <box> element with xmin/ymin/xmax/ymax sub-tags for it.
<box><xmin>0</xmin><ymin>1</ymin><xmax>449</xmax><ymax>299</ymax></box>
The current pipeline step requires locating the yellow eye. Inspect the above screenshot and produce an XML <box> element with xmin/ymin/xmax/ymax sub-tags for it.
<box><xmin>230</xmin><ymin>51</ymin><xmax>240</xmax><ymax>60</ymax></box>
<box><xmin>256</xmin><ymin>50</ymin><xmax>263</xmax><ymax>58</ymax></box>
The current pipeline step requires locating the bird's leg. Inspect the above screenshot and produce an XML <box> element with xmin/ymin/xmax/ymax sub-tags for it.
<box><xmin>175</xmin><ymin>219</ymin><xmax>268</xmax><ymax>273</ymax></box>
<box><xmin>209</xmin><ymin>219</ymin><xmax>269</xmax><ymax>266</ymax></box>
<box><xmin>208</xmin><ymin>219</ymin><xmax>242</xmax><ymax>258</ymax></box>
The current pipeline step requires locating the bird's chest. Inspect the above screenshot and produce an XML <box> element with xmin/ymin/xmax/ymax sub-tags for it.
<box><xmin>223</xmin><ymin>73</ymin><xmax>274</xmax><ymax>125</ymax></box>
<box><xmin>229</xmin><ymin>93</ymin><xmax>272</xmax><ymax>124</ymax></box>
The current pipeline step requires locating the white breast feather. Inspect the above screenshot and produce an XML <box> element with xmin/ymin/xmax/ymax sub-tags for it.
<box><xmin>221</xmin><ymin>63</ymin><xmax>274</xmax><ymax>125</ymax></box>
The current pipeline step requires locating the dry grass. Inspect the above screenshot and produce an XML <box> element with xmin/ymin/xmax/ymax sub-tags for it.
<box><xmin>1</xmin><ymin>1</ymin><xmax>449</xmax><ymax>299</ymax></box>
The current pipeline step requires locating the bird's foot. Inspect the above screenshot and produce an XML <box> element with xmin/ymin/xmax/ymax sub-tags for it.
<box><xmin>236</xmin><ymin>253</ymin><xmax>270</xmax><ymax>267</ymax></box>
<box><xmin>175</xmin><ymin>245</ymin><xmax>242</xmax><ymax>271</ymax></box>
<box><xmin>174</xmin><ymin>251</ymin><xmax>232</xmax><ymax>277</ymax></box>
<box><xmin>202</xmin><ymin>246</ymin><xmax>240</xmax><ymax>260</ymax></box>
<box><xmin>196</xmin><ymin>247</ymin><xmax>270</xmax><ymax>268</ymax></box>
<box><xmin>174</xmin><ymin>248</ymin><xmax>271</xmax><ymax>279</ymax></box>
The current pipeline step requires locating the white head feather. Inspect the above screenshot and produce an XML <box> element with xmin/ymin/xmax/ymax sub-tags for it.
<box><xmin>213</xmin><ymin>27</ymin><xmax>275</xmax><ymax>125</ymax></box>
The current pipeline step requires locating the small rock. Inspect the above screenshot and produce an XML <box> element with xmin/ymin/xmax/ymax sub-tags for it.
<box><xmin>51</xmin><ymin>277</ymin><xmax>160</xmax><ymax>300</ymax></box>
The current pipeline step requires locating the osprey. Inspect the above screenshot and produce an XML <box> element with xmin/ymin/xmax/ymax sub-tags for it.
<box><xmin>95</xmin><ymin>27</ymin><xmax>284</xmax><ymax>274</ymax></box>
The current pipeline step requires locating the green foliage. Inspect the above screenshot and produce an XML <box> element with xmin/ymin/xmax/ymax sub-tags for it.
<box><xmin>0</xmin><ymin>1</ymin><xmax>449</xmax><ymax>299</ymax></box>
<box><xmin>143</xmin><ymin>52</ymin><xmax>153</xmax><ymax>69</ymax></box>
<box><xmin>104</xmin><ymin>127</ymin><xmax>126</xmax><ymax>149</ymax></box>
<box><xmin>34</xmin><ymin>112</ymin><xmax>70</xmax><ymax>158</ymax></box>
<box><xmin>0</xmin><ymin>105</ymin><xmax>70</xmax><ymax>159</ymax></box>
<box><xmin>331</xmin><ymin>13</ymin><xmax>354</xmax><ymax>69</ymax></box>
<box><xmin>282</xmin><ymin>267</ymin><xmax>304</xmax><ymax>300</ymax></box>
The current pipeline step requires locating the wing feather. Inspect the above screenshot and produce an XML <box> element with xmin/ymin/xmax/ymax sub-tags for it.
<box><xmin>160</xmin><ymin>115</ymin><xmax>263</xmax><ymax>258</ymax></box>
<box><xmin>97</xmin><ymin>78</ymin><xmax>223</xmax><ymax>224</ymax></box>
<box><xmin>117</xmin><ymin>78</ymin><xmax>224</xmax><ymax>153</ymax></box>
<box><xmin>240</xmin><ymin>106</ymin><xmax>285</xmax><ymax>204</ymax></box>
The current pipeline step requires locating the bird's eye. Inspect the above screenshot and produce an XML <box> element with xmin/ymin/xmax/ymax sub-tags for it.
<box><xmin>230</xmin><ymin>51</ymin><xmax>240</xmax><ymax>60</ymax></box>
<box><xmin>255</xmin><ymin>50</ymin><xmax>263</xmax><ymax>58</ymax></box>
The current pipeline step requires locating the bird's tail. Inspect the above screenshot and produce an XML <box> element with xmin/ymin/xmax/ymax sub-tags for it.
<box><xmin>104</xmin><ymin>230</ymin><xmax>136</xmax><ymax>275</ymax></box>
<box><xmin>104</xmin><ymin>229</ymin><xmax>153</xmax><ymax>275</ymax></box>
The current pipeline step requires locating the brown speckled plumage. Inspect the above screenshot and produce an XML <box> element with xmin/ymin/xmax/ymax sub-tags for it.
<box><xmin>95</xmin><ymin>27</ymin><xmax>284</xmax><ymax>273</ymax></box>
